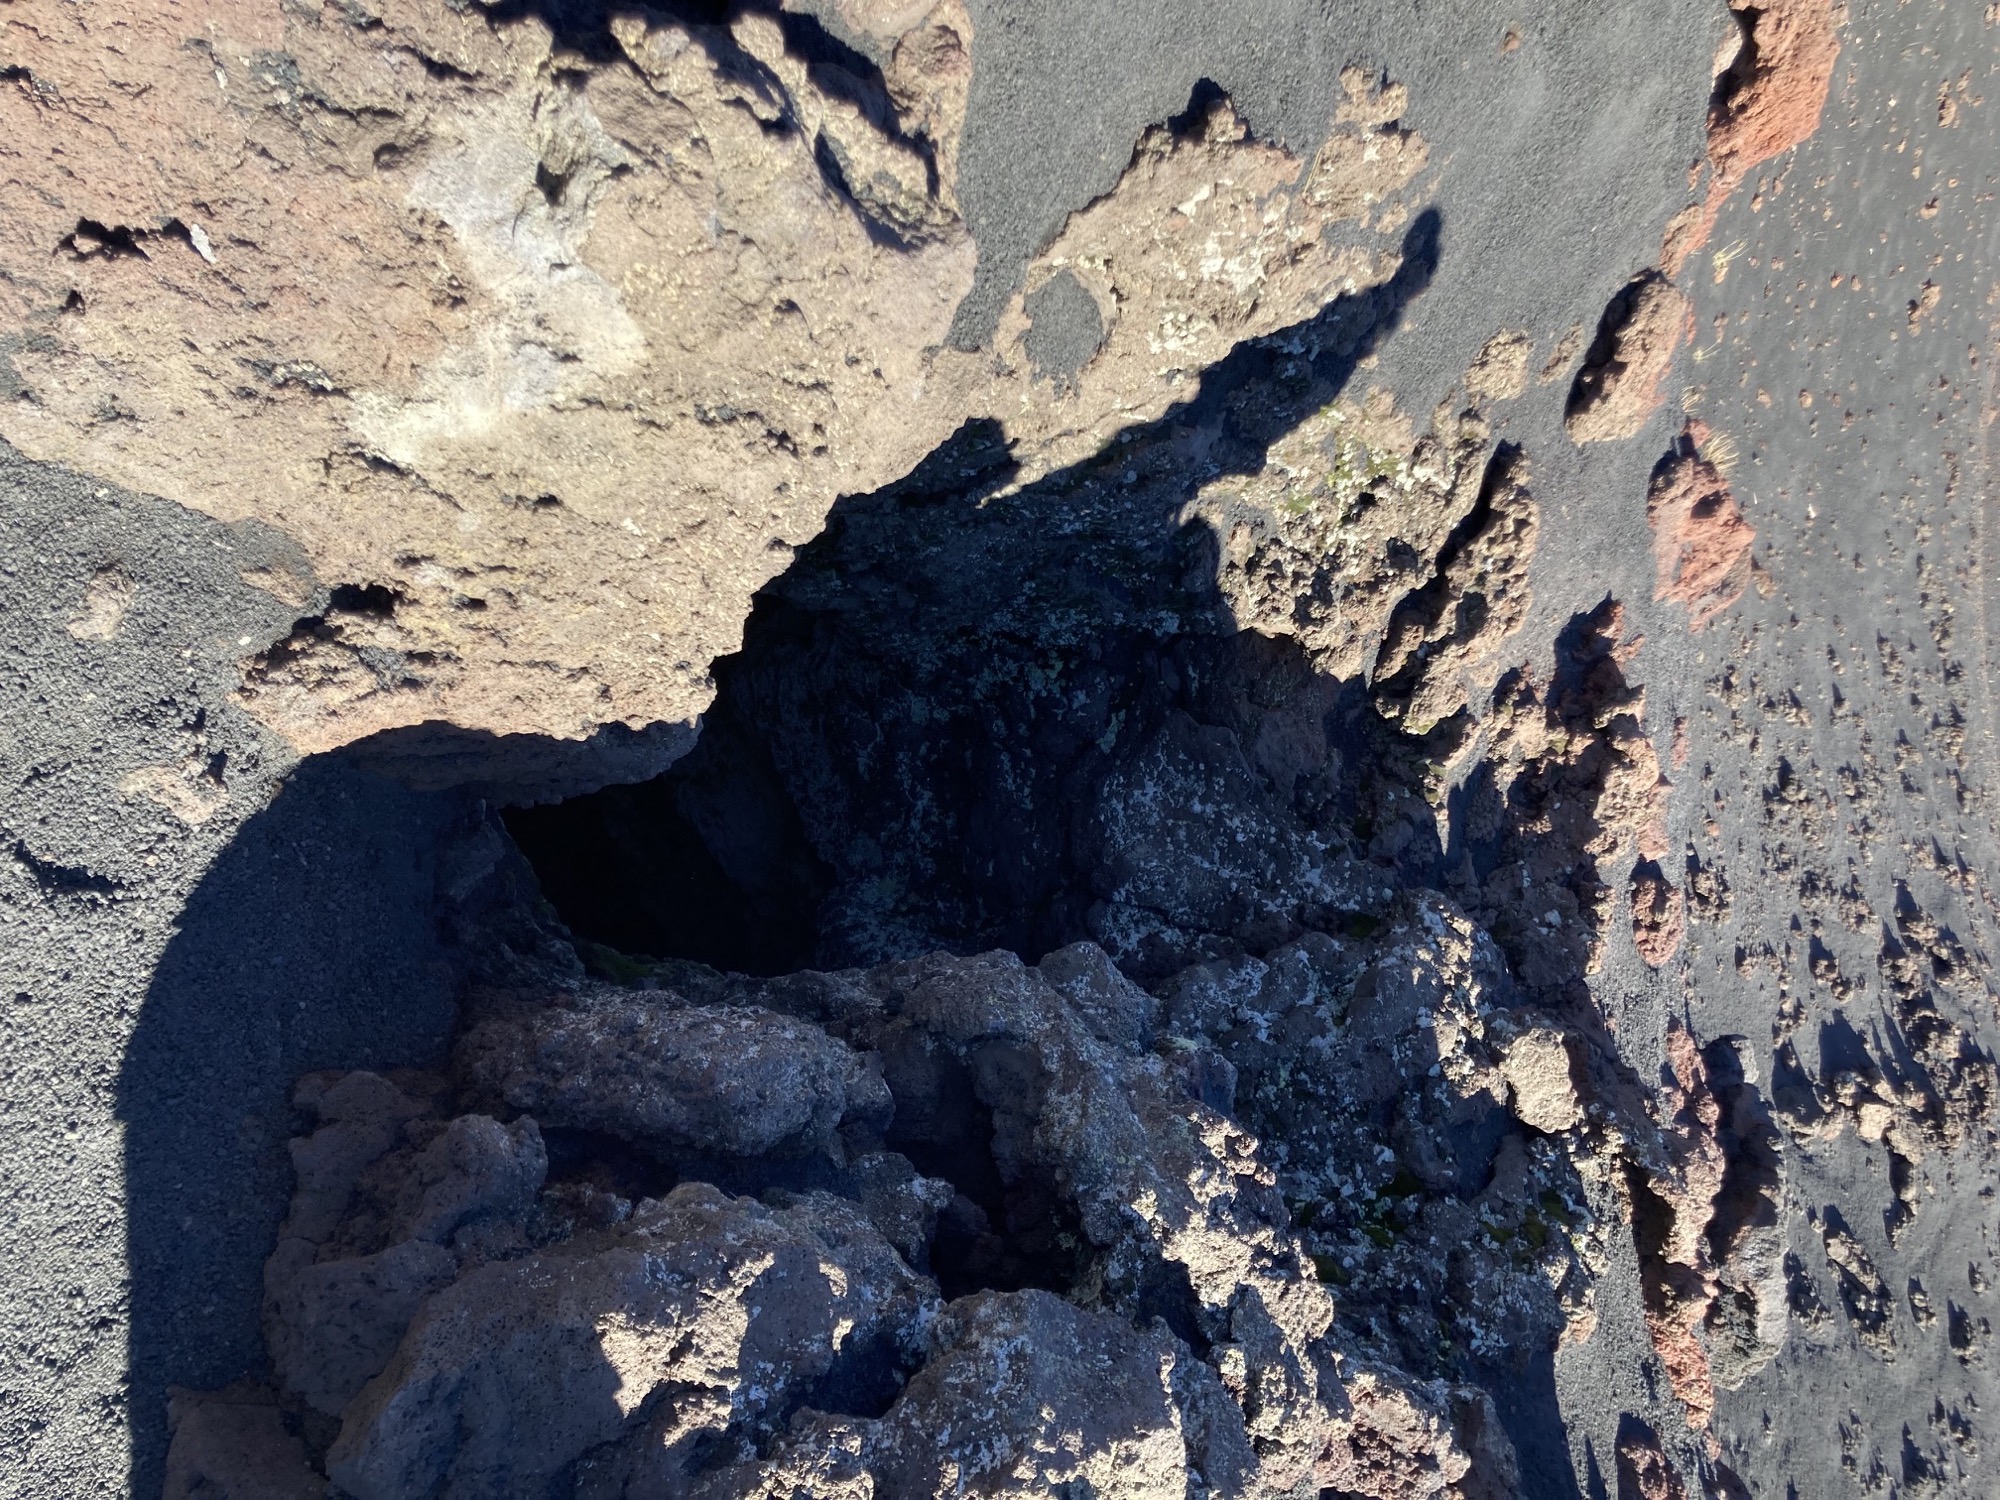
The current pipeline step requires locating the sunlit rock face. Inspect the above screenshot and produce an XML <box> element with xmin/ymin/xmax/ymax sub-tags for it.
<box><xmin>0</xmin><ymin>0</ymin><xmax>1425</xmax><ymax>754</ymax></box>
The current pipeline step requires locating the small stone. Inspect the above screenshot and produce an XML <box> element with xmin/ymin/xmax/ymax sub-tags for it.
<box><xmin>1499</xmin><ymin>1028</ymin><xmax>1582</xmax><ymax>1133</ymax></box>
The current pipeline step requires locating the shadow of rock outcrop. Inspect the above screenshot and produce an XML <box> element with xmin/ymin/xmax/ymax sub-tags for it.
<box><xmin>115</xmin><ymin>752</ymin><xmax>574</xmax><ymax>1494</ymax></box>
<box><xmin>129</xmin><ymin>192</ymin><xmax>1669</xmax><ymax>1497</ymax></box>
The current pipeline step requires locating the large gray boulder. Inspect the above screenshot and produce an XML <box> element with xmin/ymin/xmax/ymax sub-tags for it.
<box><xmin>454</xmin><ymin>992</ymin><xmax>893</xmax><ymax>1161</ymax></box>
<box><xmin>326</xmin><ymin>1183</ymin><xmax>937</xmax><ymax>1499</ymax></box>
<box><xmin>702</xmin><ymin>1287</ymin><xmax>1258</xmax><ymax>1499</ymax></box>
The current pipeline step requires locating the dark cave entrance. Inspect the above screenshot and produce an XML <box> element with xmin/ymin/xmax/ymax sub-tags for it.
<box><xmin>125</xmin><ymin>191</ymin><xmax>1601</xmax><ymax>1498</ymax></box>
<box><xmin>503</xmin><ymin>682</ymin><xmax>832</xmax><ymax>978</ymax></box>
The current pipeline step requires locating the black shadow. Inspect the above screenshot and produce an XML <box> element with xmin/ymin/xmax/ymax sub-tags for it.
<box><xmin>116</xmin><ymin>756</ymin><xmax>471</xmax><ymax>1493</ymax></box>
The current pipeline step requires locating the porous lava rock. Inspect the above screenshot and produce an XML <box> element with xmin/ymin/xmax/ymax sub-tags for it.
<box><xmin>1563</xmin><ymin>272</ymin><xmax>1691</xmax><ymax>445</ymax></box>
<box><xmin>1646</xmin><ymin>425</ymin><xmax>1757</xmax><ymax>630</ymax></box>
<box><xmin>0</xmin><ymin>2</ymin><xmax>1428</xmax><ymax>754</ymax></box>
<box><xmin>328</xmin><ymin>1183</ymin><xmax>936</xmax><ymax>1498</ymax></box>
<box><xmin>701</xmin><ymin>1288</ymin><xmax>1258</xmax><ymax>1499</ymax></box>
<box><xmin>172</xmin><ymin>937</ymin><xmax>1566</xmax><ymax>1498</ymax></box>
<box><xmin>453</xmin><ymin>990</ymin><xmax>893</xmax><ymax>1161</ymax></box>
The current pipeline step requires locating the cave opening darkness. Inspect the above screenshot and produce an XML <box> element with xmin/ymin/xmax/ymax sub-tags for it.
<box><xmin>487</xmin><ymin>201</ymin><xmax>1621</xmax><ymax>1492</ymax></box>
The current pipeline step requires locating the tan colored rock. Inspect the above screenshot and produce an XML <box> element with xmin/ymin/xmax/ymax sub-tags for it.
<box><xmin>116</xmin><ymin>763</ymin><xmax>228</xmax><ymax>825</ymax></box>
<box><xmin>785</xmin><ymin>0</ymin><xmax>973</xmax><ymax>209</ymax></box>
<box><xmin>1564</xmin><ymin>272</ymin><xmax>1690</xmax><ymax>444</ymax></box>
<box><xmin>1371</xmin><ymin>442</ymin><xmax>1540</xmax><ymax>734</ymax></box>
<box><xmin>1499</xmin><ymin>1027</ymin><xmax>1583</xmax><ymax>1133</ymax></box>
<box><xmin>1537</xmin><ymin>322</ymin><xmax>1587</xmax><ymax>383</ymax></box>
<box><xmin>65</xmin><ymin>565</ymin><xmax>132</xmax><ymax>641</ymax></box>
<box><xmin>1820</xmin><ymin>1218</ymin><xmax>1894</xmax><ymax>1356</ymax></box>
<box><xmin>0</xmin><ymin>2</ymin><xmax>1428</xmax><ymax>753</ymax></box>
<box><xmin>1193</xmin><ymin>395</ymin><xmax>1500</xmax><ymax>691</ymax></box>
<box><xmin>1463</xmin><ymin>330</ymin><xmax>1532</xmax><ymax>403</ymax></box>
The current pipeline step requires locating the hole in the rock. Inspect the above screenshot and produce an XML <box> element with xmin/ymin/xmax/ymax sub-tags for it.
<box><xmin>875</xmin><ymin>1027</ymin><xmax>1092</xmax><ymax>1300</ymax></box>
<box><xmin>504</xmin><ymin>689</ymin><xmax>830</xmax><ymax>977</ymax></box>
<box><xmin>534</xmin><ymin>159</ymin><xmax>571</xmax><ymax>205</ymax></box>
<box><xmin>789</xmin><ymin>1321</ymin><xmax>913</xmax><ymax>1425</ymax></box>
<box><xmin>540</xmin><ymin>1124</ymin><xmax>678</xmax><ymax>1206</ymax></box>
<box><xmin>1129</xmin><ymin>1255</ymin><xmax>1211</xmax><ymax>1358</ymax></box>
<box><xmin>126</xmin><ymin>176</ymin><xmax>1643</xmax><ymax>1496</ymax></box>
<box><xmin>326</xmin><ymin>581</ymin><xmax>400</xmax><ymax>616</ymax></box>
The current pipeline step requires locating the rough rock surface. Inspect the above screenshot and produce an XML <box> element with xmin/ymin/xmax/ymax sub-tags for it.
<box><xmin>7</xmin><ymin>0</ymin><xmax>2000</xmax><ymax>1497</ymax></box>
<box><xmin>162</xmin><ymin>1383</ymin><xmax>327</xmax><ymax>1500</ymax></box>
<box><xmin>1645</xmin><ymin>424</ymin><xmax>1757</xmax><ymax>631</ymax></box>
<box><xmin>704</xmin><ymin>1288</ymin><xmax>1257</xmax><ymax>1499</ymax></box>
<box><xmin>0</xmin><ymin>1</ymin><xmax>1426</xmax><ymax>755</ymax></box>
<box><xmin>1563</xmin><ymin>273</ymin><xmax>1692</xmax><ymax>446</ymax></box>
<box><xmin>331</xmin><ymin>1183</ymin><xmax>934</xmax><ymax>1498</ymax></box>
<box><xmin>175</xmin><ymin>941</ymin><xmax>1546</xmax><ymax>1497</ymax></box>
<box><xmin>454</xmin><ymin>991</ymin><xmax>892</xmax><ymax>1161</ymax></box>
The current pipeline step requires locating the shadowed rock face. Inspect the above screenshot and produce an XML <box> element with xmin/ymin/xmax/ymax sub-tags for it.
<box><xmin>162</xmin><ymin>181</ymin><xmax>1746</xmax><ymax>1496</ymax></box>
<box><xmin>180</xmin><ymin>942</ymin><xmax>1537</xmax><ymax>1497</ymax></box>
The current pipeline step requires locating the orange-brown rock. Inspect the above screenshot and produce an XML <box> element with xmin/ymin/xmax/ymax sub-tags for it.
<box><xmin>1615</xmin><ymin>1420</ymin><xmax>1690</xmax><ymax>1500</ymax></box>
<box><xmin>1663</xmin><ymin>0</ymin><xmax>1842</xmax><ymax>273</ymax></box>
<box><xmin>1647</xmin><ymin>426</ymin><xmax>1756</xmax><ymax>630</ymax></box>
<box><xmin>1633</xmin><ymin>1025</ymin><xmax>1727</xmax><ymax>1429</ymax></box>
<box><xmin>0</xmin><ymin>3</ymin><xmax>1429</xmax><ymax>753</ymax></box>
<box><xmin>1317</xmin><ymin>1371</ymin><xmax>1519</xmax><ymax>1500</ymax></box>
<box><xmin>1452</xmin><ymin>601</ymin><xmax>1675</xmax><ymax>998</ymax></box>
<box><xmin>1629</xmin><ymin>862</ymin><xmax>1688</xmax><ymax>967</ymax></box>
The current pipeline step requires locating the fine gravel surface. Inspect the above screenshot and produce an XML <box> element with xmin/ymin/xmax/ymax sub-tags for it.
<box><xmin>0</xmin><ymin>447</ymin><xmax>466</xmax><ymax>1492</ymax></box>
<box><xmin>1665</xmin><ymin>3</ymin><xmax>2000</xmax><ymax>1492</ymax></box>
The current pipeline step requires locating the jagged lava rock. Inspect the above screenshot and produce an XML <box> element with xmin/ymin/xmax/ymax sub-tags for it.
<box><xmin>701</xmin><ymin>1287</ymin><xmax>1257</xmax><ymax>1499</ymax></box>
<box><xmin>453</xmin><ymin>989</ymin><xmax>893</xmax><ymax>1160</ymax></box>
<box><xmin>327</xmin><ymin>1183</ymin><xmax>936</xmax><ymax>1499</ymax></box>
<box><xmin>0</xmin><ymin>2</ymin><xmax>1427</xmax><ymax>754</ymax></box>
